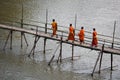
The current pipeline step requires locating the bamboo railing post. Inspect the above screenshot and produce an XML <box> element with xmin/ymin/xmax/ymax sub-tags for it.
<box><xmin>45</xmin><ymin>9</ymin><xmax>48</xmax><ymax>34</ymax></box>
<box><xmin>43</xmin><ymin>9</ymin><xmax>48</xmax><ymax>54</ymax></box>
<box><xmin>21</xmin><ymin>3</ymin><xmax>24</xmax><ymax>48</ymax></box>
<box><xmin>98</xmin><ymin>44</ymin><xmax>104</xmax><ymax>73</ymax></box>
<box><xmin>112</xmin><ymin>21</ymin><xmax>116</xmax><ymax>48</ymax></box>
<box><xmin>74</xmin><ymin>14</ymin><xmax>77</xmax><ymax>34</ymax></box>
<box><xmin>71</xmin><ymin>14</ymin><xmax>77</xmax><ymax>60</ymax></box>
<box><xmin>20</xmin><ymin>3</ymin><xmax>28</xmax><ymax>48</ymax></box>
<box><xmin>111</xmin><ymin>21</ymin><xmax>116</xmax><ymax>70</ymax></box>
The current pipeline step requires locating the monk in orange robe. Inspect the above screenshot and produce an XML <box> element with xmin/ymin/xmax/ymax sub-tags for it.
<box><xmin>51</xmin><ymin>19</ymin><xmax>57</xmax><ymax>37</ymax></box>
<box><xmin>78</xmin><ymin>27</ymin><xmax>84</xmax><ymax>44</ymax></box>
<box><xmin>67</xmin><ymin>24</ymin><xmax>75</xmax><ymax>41</ymax></box>
<box><xmin>92</xmin><ymin>28</ymin><xmax>98</xmax><ymax>47</ymax></box>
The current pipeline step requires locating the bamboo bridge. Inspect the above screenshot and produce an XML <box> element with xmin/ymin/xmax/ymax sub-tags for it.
<box><xmin>0</xmin><ymin>19</ymin><xmax>120</xmax><ymax>76</ymax></box>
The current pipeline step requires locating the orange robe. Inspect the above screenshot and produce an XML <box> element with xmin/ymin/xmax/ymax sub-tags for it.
<box><xmin>78</xmin><ymin>29</ymin><xmax>84</xmax><ymax>42</ymax></box>
<box><xmin>92</xmin><ymin>31</ymin><xmax>98</xmax><ymax>46</ymax></box>
<box><xmin>51</xmin><ymin>22</ymin><xmax>57</xmax><ymax>35</ymax></box>
<box><xmin>68</xmin><ymin>26</ymin><xmax>74</xmax><ymax>40</ymax></box>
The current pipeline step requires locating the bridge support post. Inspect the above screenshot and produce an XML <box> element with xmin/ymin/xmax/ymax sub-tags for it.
<box><xmin>43</xmin><ymin>38</ymin><xmax>47</xmax><ymax>54</ymax></box>
<box><xmin>98</xmin><ymin>44</ymin><xmax>104</xmax><ymax>73</ymax></box>
<box><xmin>10</xmin><ymin>30</ymin><xmax>13</xmax><ymax>50</ymax></box>
<box><xmin>28</xmin><ymin>26</ymin><xmax>40</xmax><ymax>57</ymax></box>
<box><xmin>21</xmin><ymin>17</ymin><xmax>23</xmax><ymax>48</ymax></box>
<box><xmin>28</xmin><ymin>36</ymin><xmax>40</xmax><ymax>57</ymax></box>
<box><xmin>91</xmin><ymin>44</ymin><xmax>104</xmax><ymax>76</ymax></box>
<box><xmin>91</xmin><ymin>51</ymin><xmax>101</xmax><ymax>76</ymax></box>
<box><xmin>23</xmin><ymin>33</ymin><xmax>28</xmax><ymax>46</ymax></box>
<box><xmin>111</xmin><ymin>53</ymin><xmax>113</xmax><ymax>71</ymax></box>
<box><xmin>72</xmin><ymin>41</ymin><xmax>74</xmax><ymax>60</ymax></box>
<box><xmin>43</xmin><ymin>9</ymin><xmax>48</xmax><ymax>54</ymax></box>
<box><xmin>110</xmin><ymin>21</ymin><xmax>116</xmax><ymax>71</ymax></box>
<box><xmin>3</xmin><ymin>30</ymin><xmax>13</xmax><ymax>50</ymax></box>
<box><xmin>21</xmin><ymin>32</ymin><xmax>28</xmax><ymax>48</ymax></box>
<box><xmin>58</xmin><ymin>37</ymin><xmax>63</xmax><ymax>62</ymax></box>
<box><xmin>111</xmin><ymin>43</ymin><xmax>114</xmax><ymax>71</ymax></box>
<box><xmin>21</xmin><ymin>19</ymin><xmax>28</xmax><ymax>48</ymax></box>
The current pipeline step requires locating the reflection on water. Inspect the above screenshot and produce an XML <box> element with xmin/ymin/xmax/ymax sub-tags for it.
<box><xmin>0</xmin><ymin>0</ymin><xmax>120</xmax><ymax>80</ymax></box>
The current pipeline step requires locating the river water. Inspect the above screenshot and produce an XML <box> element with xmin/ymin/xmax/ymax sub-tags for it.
<box><xmin>0</xmin><ymin>0</ymin><xmax>120</xmax><ymax>80</ymax></box>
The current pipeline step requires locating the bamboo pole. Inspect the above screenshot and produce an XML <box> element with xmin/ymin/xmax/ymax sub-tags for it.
<box><xmin>3</xmin><ymin>31</ymin><xmax>11</xmax><ymax>50</ymax></box>
<box><xmin>98</xmin><ymin>44</ymin><xmax>104</xmax><ymax>73</ymax></box>
<box><xmin>74</xmin><ymin>14</ymin><xmax>77</xmax><ymax>33</ymax></box>
<box><xmin>43</xmin><ymin>38</ymin><xmax>47</xmax><ymax>53</ymax></box>
<box><xmin>3</xmin><ymin>30</ymin><xmax>13</xmax><ymax>50</ymax></box>
<box><xmin>91</xmin><ymin>44</ymin><xmax>105</xmax><ymax>76</ymax></box>
<box><xmin>21</xmin><ymin>3</ymin><xmax>23</xmax><ymax>48</ymax></box>
<box><xmin>21</xmin><ymin>3</ymin><xmax>23</xmax><ymax>24</ymax></box>
<box><xmin>21</xmin><ymin>3</ymin><xmax>28</xmax><ymax>48</ymax></box>
<box><xmin>23</xmin><ymin>33</ymin><xmax>28</xmax><ymax>46</ymax></box>
<box><xmin>111</xmin><ymin>21</ymin><xmax>116</xmax><ymax>70</ymax></box>
<box><xmin>28</xmin><ymin>36</ymin><xmax>40</xmax><ymax>57</ymax></box>
<box><xmin>21</xmin><ymin>31</ymin><xmax>23</xmax><ymax>48</ymax></box>
<box><xmin>10</xmin><ymin>30</ymin><xmax>13</xmax><ymax>50</ymax></box>
<box><xmin>72</xmin><ymin>41</ymin><xmax>74</xmax><ymax>60</ymax></box>
<box><xmin>60</xmin><ymin>37</ymin><xmax>63</xmax><ymax>62</ymax></box>
<box><xmin>91</xmin><ymin>51</ymin><xmax>101</xmax><ymax>76</ymax></box>
<box><xmin>45</xmin><ymin>9</ymin><xmax>48</xmax><ymax>34</ymax></box>
<box><xmin>57</xmin><ymin>51</ymin><xmax>60</xmax><ymax>63</ymax></box>
<box><xmin>57</xmin><ymin>32</ymin><xmax>63</xmax><ymax>63</ymax></box>
<box><xmin>43</xmin><ymin>9</ymin><xmax>48</xmax><ymax>54</ymax></box>
<box><xmin>48</xmin><ymin>44</ymin><xmax>60</xmax><ymax>66</ymax></box>
<box><xmin>71</xmin><ymin>14</ymin><xmax>77</xmax><ymax>60</ymax></box>
<box><xmin>111</xmin><ymin>53</ymin><xmax>113</xmax><ymax>70</ymax></box>
<box><xmin>28</xmin><ymin>26</ymin><xmax>39</xmax><ymax>57</ymax></box>
<box><xmin>33</xmin><ymin>36</ymin><xmax>40</xmax><ymax>55</ymax></box>
<box><xmin>33</xmin><ymin>26</ymin><xmax>38</xmax><ymax>55</ymax></box>
<box><xmin>112</xmin><ymin>21</ymin><xmax>116</xmax><ymax>48</ymax></box>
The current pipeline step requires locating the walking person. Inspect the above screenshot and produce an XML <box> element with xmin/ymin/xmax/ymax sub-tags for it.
<box><xmin>66</xmin><ymin>24</ymin><xmax>75</xmax><ymax>41</ymax></box>
<box><xmin>92</xmin><ymin>28</ymin><xmax>98</xmax><ymax>47</ymax></box>
<box><xmin>78</xmin><ymin>27</ymin><xmax>84</xmax><ymax>44</ymax></box>
<box><xmin>51</xmin><ymin>19</ymin><xmax>58</xmax><ymax>37</ymax></box>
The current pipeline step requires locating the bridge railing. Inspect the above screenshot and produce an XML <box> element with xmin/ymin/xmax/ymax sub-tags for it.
<box><xmin>21</xmin><ymin>19</ymin><xmax>120</xmax><ymax>49</ymax></box>
<box><xmin>0</xmin><ymin>16</ymin><xmax>120</xmax><ymax>49</ymax></box>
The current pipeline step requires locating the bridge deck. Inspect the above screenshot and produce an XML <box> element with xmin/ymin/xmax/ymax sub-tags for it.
<box><xmin>0</xmin><ymin>24</ymin><xmax>120</xmax><ymax>55</ymax></box>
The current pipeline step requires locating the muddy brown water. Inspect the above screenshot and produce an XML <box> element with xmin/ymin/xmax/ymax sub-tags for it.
<box><xmin>0</xmin><ymin>0</ymin><xmax>120</xmax><ymax>80</ymax></box>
